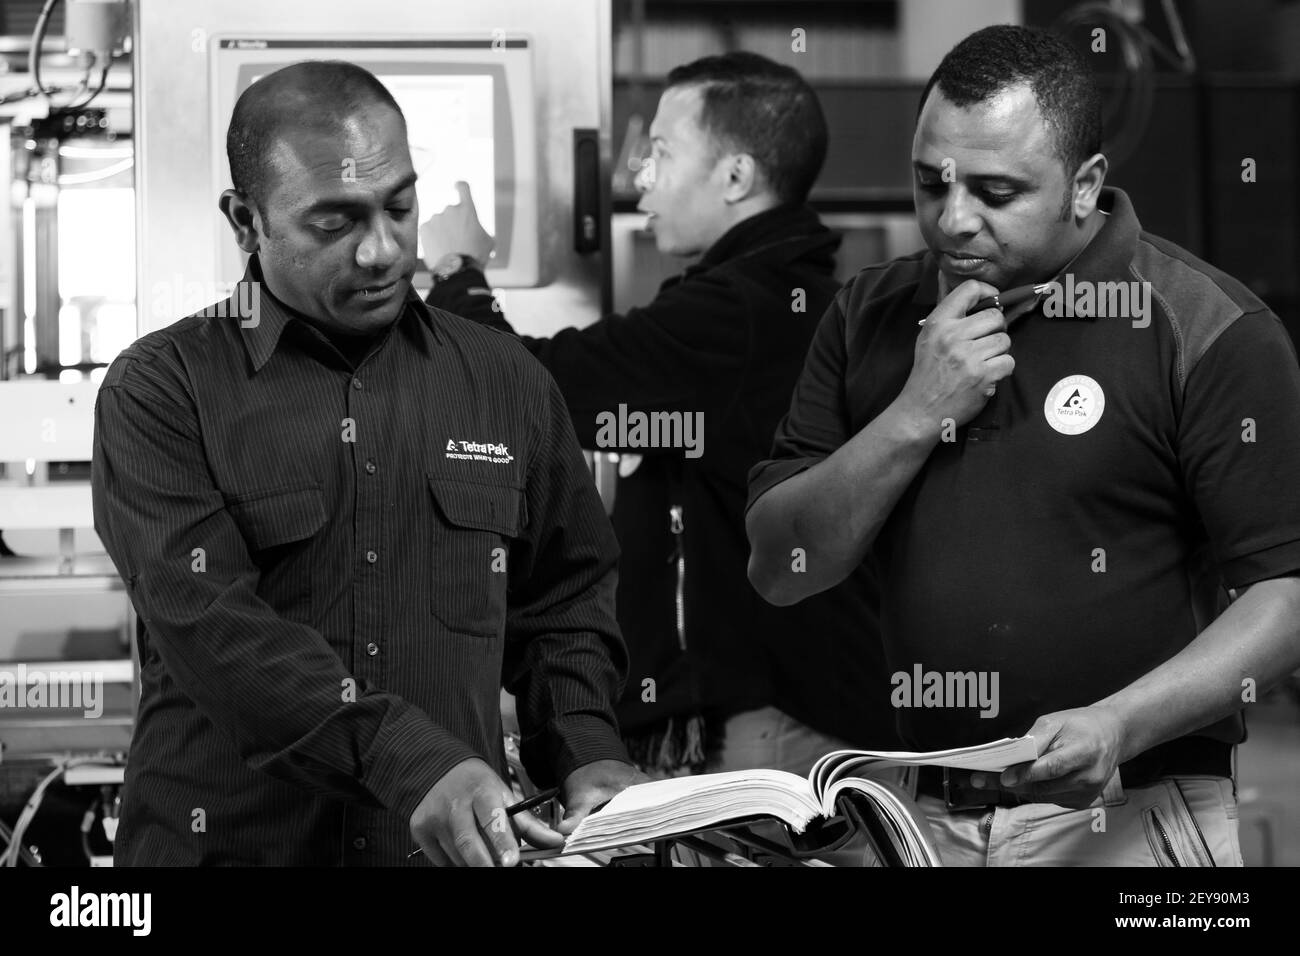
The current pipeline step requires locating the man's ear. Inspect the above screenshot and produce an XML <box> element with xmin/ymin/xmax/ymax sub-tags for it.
<box><xmin>1069</xmin><ymin>153</ymin><xmax>1108</xmax><ymax>221</ymax></box>
<box><xmin>219</xmin><ymin>189</ymin><xmax>264</xmax><ymax>254</ymax></box>
<box><xmin>721</xmin><ymin>153</ymin><xmax>761</xmax><ymax>204</ymax></box>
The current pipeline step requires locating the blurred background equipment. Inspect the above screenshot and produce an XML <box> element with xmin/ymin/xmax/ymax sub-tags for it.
<box><xmin>1</xmin><ymin>0</ymin><xmax>133</xmax><ymax>869</ymax></box>
<box><xmin>1052</xmin><ymin>0</ymin><xmax>1197</xmax><ymax>167</ymax></box>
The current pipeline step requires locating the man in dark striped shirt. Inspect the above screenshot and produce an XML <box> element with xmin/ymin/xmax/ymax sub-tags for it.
<box><xmin>91</xmin><ymin>61</ymin><xmax>641</xmax><ymax>866</ymax></box>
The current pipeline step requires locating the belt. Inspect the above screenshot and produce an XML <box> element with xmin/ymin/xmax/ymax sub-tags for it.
<box><xmin>915</xmin><ymin>737</ymin><xmax>1233</xmax><ymax>810</ymax></box>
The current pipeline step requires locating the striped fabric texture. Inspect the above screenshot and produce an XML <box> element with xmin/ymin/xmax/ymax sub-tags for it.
<box><xmin>91</xmin><ymin>258</ymin><xmax>629</xmax><ymax>865</ymax></box>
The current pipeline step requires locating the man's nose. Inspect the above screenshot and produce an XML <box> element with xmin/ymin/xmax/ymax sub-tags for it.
<box><xmin>356</xmin><ymin>217</ymin><xmax>402</xmax><ymax>271</ymax></box>
<box><xmin>633</xmin><ymin>156</ymin><xmax>655</xmax><ymax>194</ymax></box>
<box><xmin>937</xmin><ymin>186</ymin><xmax>981</xmax><ymax>238</ymax></box>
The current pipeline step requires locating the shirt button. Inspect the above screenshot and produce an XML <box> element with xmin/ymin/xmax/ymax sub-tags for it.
<box><xmin>352</xmin><ymin>836</ymin><xmax>367</xmax><ymax>851</ymax></box>
<box><xmin>365</xmin><ymin>460</ymin><xmax>376</xmax><ymax>474</ymax></box>
<box><xmin>352</xmin><ymin>377</ymin><xmax>363</xmax><ymax>390</ymax></box>
<box><xmin>366</xmin><ymin>642</ymin><xmax>379</xmax><ymax>657</ymax></box>
<box><xmin>366</xmin><ymin>549</ymin><xmax>378</xmax><ymax>564</ymax></box>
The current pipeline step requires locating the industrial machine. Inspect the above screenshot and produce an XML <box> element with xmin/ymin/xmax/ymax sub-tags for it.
<box><xmin>1</xmin><ymin>0</ymin><xmax>134</xmax><ymax>868</ymax></box>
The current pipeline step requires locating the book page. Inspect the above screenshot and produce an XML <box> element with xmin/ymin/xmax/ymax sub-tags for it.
<box><xmin>823</xmin><ymin>777</ymin><xmax>943</xmax><ymax>866</ymax></box>
<box><xmin>811</xmin><ymin>736</ymin><xmax>1039</xmax><ymax>796</ymax></box>
<box><xmin>563</xmin><ymin>769</ymin><xmax>822</xmax><ymax>855</ymax></box>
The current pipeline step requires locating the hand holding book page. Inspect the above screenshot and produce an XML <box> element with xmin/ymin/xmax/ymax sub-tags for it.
<box><xmin>562</xmin><ymin>735</ymin><xmax>1041</xmax><ymax>861</ymax></box>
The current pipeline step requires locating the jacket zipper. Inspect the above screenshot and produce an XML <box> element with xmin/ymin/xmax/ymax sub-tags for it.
<box><xmin>669</xmin><ymin>504</ymin><xmax>686</xmax><ymax>650</ymax></box>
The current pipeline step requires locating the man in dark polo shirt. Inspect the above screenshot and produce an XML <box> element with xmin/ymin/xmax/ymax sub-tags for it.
<box><xmin>91</xmin><ymin>61</ymin><xmax>641</xmax><ymax>866</ymax></box>
<box><xmin>747</xmin><ymin>25</ymin><xmax>1300</xmax><ymax>865</ymax></box>
<box><xmin>422</xmin><ymin>52</ymin><xmax>901</xmax><ymax>786</ymax></box>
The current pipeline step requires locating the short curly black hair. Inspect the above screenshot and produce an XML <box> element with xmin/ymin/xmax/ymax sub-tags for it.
<box><xmin>918</xmin><ymin>25</ymin><xmax>1102</xmax><ymax>176</ymax></box>
<box><xmin>226</xmin><ymin>60</ymin><xmax>405</xmax><ymax>217</ymax></box>
<box><xmin>666</xmin><ymin>51</ymin><xmax>827</xmax><ymax>205</ymax></box>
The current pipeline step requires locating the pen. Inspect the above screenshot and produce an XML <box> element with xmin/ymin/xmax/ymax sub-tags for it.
<box><xmin>406</xmin><ymin>786</ymin><xmax>560</xmax><ymax>860</ymax></box>
<box><xmin>917</xmin><ymin>282</ymin><xmax>1053</xmax><ymax>325</ymax></box>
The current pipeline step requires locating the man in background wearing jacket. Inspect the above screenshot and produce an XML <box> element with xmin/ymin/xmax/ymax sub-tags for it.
<box><xmin>424</xmin><ymin>52</ymin><xmax>899</xmax><ymax>781</ymax></box>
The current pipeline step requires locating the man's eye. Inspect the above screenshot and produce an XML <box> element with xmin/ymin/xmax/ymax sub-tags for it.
<box><xmin>916</xmin><ymin>177</ymin><xmax>944</xmax><ymax>192</ymax></box>
<box><xmin>313</xmin><ymin>219</ymin><xmax>350</xmax><ymax>235</ymax></box>
<box><xmin>981</xmin><ymin>190</ymin><xmax>1017</xmax><ymax>205</ymax></box>
<box><xmin>389</xmin><ymin>207</ymin><xmax>413</xmax><ymax>218</ymax></box>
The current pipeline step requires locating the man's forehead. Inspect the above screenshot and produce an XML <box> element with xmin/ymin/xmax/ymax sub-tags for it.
<box><xmin>650</xmin><ymin>85</ymin><xmax>704</xmax><ymax>141</ymax></box>
<box><xmin>266</xmin><ymin>115</ymin><xmax>413</xmax><ymax>203</ymax></box>
<box><xmin>914</xmin><ymin>84</ymin><xmax>1053</xmax><ymax>167</ymax></box>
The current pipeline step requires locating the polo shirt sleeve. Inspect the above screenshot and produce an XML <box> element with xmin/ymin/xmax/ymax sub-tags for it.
<box><xmin>1177</xmin><ymin>309</ymin><xmax>1300</xmax><ymax>587</ymax></box>
<box><xmin>746</xmin><ymin>289</ymin><xmax>851</xmax><ymax>513</ymax></box>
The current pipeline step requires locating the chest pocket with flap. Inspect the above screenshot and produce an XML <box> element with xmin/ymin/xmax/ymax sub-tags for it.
<box><xmin>427</xmin><ymin>475</ymin><xmax>524</xmax><ymax>637</ymax></box>
<box><xmin>227</xmin><ymin>485</ymin><xmax>327</xmax><ymax>623</ymax></box>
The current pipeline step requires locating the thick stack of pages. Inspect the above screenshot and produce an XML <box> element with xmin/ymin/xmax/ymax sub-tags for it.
<box><xmin>563</xmin><ymin>736</ymin><xmax>1040</xmax><ymax>862</ymax></box>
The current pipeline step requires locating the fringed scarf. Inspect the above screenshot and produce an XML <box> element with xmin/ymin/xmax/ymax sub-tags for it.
<box><xmin>623</xmin><ymin>714</ymin><xmax>707</xmax><ymax>777</ymax></box>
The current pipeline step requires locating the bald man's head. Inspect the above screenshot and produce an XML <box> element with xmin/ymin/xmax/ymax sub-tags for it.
<box><xmin>218</xmin><ymin>60</ymin><xmax>418</xmax><ymax>335</ymax></box>
<box><xmin>226</xmin><ymin>60</ymin><xmax>406</xmax><ymax>227</ymax></box>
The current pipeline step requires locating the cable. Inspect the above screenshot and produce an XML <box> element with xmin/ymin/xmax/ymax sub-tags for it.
<box><xmin>80</xmin><ymin>796</ymin><xmax>98</xmax><ymax>862</ymax></box>
<box><xmin>0</xmin><ymin>819</ymin><xmax>42</xmax><ymax>866</ymax></box>
<box><xmin>58</xmin><ymin>156</ymin><xmax>133</xmax><ymax>186</ymax></box>
<box><xmin>0</xmin><ymin>87</ymin><xmax>42</xmax><ymax>106</ymax></box>
<box><xmin>0</xmin><ymin>756</ymin><xmax>95</xmax><ymax>867</ymax></box>
<box><xmin>28</xmin><ymin>0</ymin><xmax>63</xmax><ymax>103</ymax></box>
<box><xmin>12</xmin><ymin>0</ymin><xmax>114</xmax><ymax>114</ymax></box>
<box><xmin>68</xmin><ymin>62</ymin><xmax>112</xmax><ymax>111</ymax></box>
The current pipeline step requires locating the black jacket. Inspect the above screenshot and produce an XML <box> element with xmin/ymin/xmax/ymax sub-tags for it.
<box><xmin>427</xmin><ymin>204</ymin><xmax>899</xmax><ymax>749</ymax></box>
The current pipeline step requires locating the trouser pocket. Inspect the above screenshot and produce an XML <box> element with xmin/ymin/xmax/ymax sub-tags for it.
<box><xmin>1141</xmin><ymin>777</ymin><xmax>1228</xmax><ymax>867</ymax></box>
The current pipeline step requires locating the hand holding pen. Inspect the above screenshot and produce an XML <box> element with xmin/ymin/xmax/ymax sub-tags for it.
<box><xmin>407</xmin><ymin>757</ymin><xmax>565</xmax><ymax>866</ymax></box>
<box><xmin>918</xmin><ymin>282</ymin><xmax>1053</xmax><ymax>326</ymax></box>
<box><xmin>899</xmin><ymin>279</ymin><xmax>1015</xmax><ymax>421</ymax></box>
<box><xmin>407</xmin><ymin>787</ymin><xmax>561</xmax><ymax>862</ymax></box>
<box><xmin>915</xmin><ymin>280</ymin><xmax>1055</xmax><ymax>329</ymax></box>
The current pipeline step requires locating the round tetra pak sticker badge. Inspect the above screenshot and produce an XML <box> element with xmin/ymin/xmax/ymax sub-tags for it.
<box><xmin>1044</xmin><ymin>374</ymin><xmax>1105</xmax><ymax>435</ymax></box>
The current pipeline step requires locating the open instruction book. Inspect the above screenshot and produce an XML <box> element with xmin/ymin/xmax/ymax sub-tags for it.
<box><xmin>563</xmin><ymin>735</ymin><xmax>1041</xmax><ymax>863</ymax></box>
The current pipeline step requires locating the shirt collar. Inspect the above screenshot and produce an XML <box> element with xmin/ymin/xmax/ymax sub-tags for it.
<box><xmin>910</xmin><ymin>186</ymin><xmax>1142</xmax><ymax>313</ymax></box>
<box><xmin>236</xmin><ymin>255</ymin><xmax>439</xmax><ymax>373</ymax></box>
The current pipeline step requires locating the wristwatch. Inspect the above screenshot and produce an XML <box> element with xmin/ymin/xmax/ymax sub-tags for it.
<box><xmin>431</xmin><ymin>252</ymin><xmax>483</xmax><ymax>281</ymax></box>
